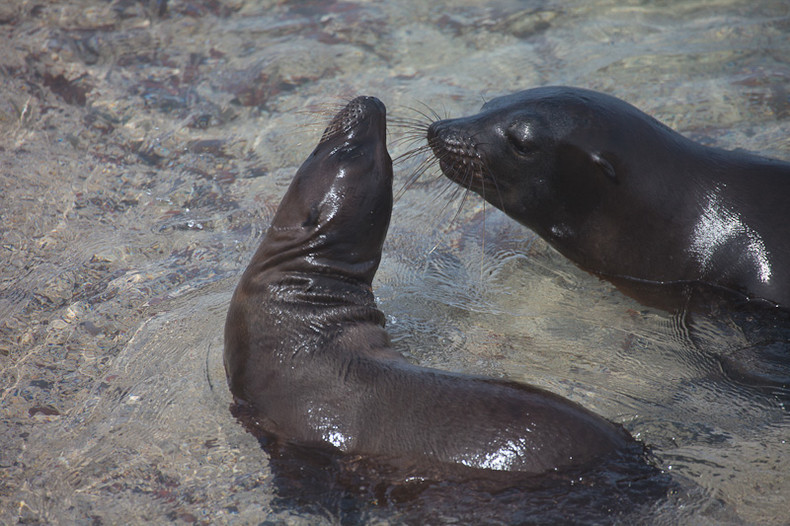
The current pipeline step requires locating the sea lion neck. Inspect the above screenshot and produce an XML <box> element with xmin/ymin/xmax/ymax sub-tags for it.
<box><xmin>245</xmin><ymin>96</ymin><xmax>392</xmax><ymax>287</ymax></box>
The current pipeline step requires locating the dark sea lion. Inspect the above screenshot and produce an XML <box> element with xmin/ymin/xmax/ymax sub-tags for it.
<box><xmin>426</xmin><ymin>86</ymin><xmax>790</xmax><ymax>310</ymax></box>
<box><xmin>223</xmin><ymin>96</ymin><xmax>637</xmax><ymax>479</ymax></box>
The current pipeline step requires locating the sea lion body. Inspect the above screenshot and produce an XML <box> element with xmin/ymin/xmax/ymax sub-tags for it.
<box><xmin>224</xmin><ymin>96</ymin><xmax>634</xmax><ymax>476</ymax></box>
<box><xmin>427</xmin><ymin>86</ymin><xmax>790</xmax><ymax>308</ymax></box>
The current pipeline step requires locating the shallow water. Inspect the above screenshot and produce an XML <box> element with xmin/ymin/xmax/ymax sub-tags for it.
<box><xmin>1</xmin><ymin>0</ymin><xmax>789</xmax><ymax>524</ymax></box>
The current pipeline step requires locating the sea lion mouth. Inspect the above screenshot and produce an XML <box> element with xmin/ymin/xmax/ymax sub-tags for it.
<box><xmin>428</xmin><ymin>123</ymin><xmax>487</xmax><ymax>190</ymax></box>
<box><xmin>321</xmin><ymin>96</ymin><xmax>386</xmax><ymax>142</ymax></box>
<box><xmin>439</xmin><ymin>151</ymin><xmax>486</xmax><ymax>190</ymax></box>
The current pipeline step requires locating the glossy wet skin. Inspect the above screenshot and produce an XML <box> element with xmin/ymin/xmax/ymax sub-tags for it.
<box><xmin>224</xmin><ymin>96</ymin><xmax>636</xmax><ymax>477</ymax></box>
<box><xmin>427</xmin><ymin>86</ymin><xmax>790</xmax><ymax>308</ymax></box>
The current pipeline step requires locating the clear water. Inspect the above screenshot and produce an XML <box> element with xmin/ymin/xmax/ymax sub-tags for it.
<box><xmin>1</xmin><ymin>0</ymin><xmax>789</xmax><ymax>523</ymax></box>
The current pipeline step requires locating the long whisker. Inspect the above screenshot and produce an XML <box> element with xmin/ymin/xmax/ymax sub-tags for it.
<box><xmin>426</xmin><ymin>183</ymin><xmax>469</xmax><ymax>255</ymax></box>
<box><xmin>416</xmin><ymin>99</ymin><xmax>446</xmax><ymax>121</ymax></box>
<box><xmin>396</xmin><ymin>102</ymin><xmax>443</xmax><ymax>124</ymax></box>
<box><xmin>392</xmin><ymin>143</ymin><xmax>432</xmax><ymax>163</ymax></box>
<box><xmin>394</xmin><ymin>155</ymin><xmax>436</xmax><ymax>201</ymax></box>
<box><xmin>447</xmin><ymin>171</ymin><xmax>474</xmax><ymax>227</ymax></box>
<box><xmin>391</xmin><ymin>99</ymin><xmax>509</xmax><ymax>286</ymax></box>
<box><xmin>389</xmin><ymin>100</ymin><xmax>481</xmax><ymax>257</ymax></box>
<box><xmin>280</xmin><ymin>99</ymin><xmax>358</xmax><ymax>138</ymax></box>
<box><xmin>389</xmin><ymin>116</ymin><xmax>431</xmax><ymax>129</ymax></box>
<box><xmin>473</xmin><ymin>141</ymin><xmax>507</xmax><ymax>213</ymax></box>
<box><xmin>403</xmin><ymin>144</ymin><xmax>470</xmax><ymax>244</ymax></box>
<box><xmin>478</xmin><ymin>170</ymin><xmax>489</xmax><ymax>283</ymax></box>
<box><xmin>390</xmin><ymin>105</ymin><xmax>437</xmax><ymax>201</ymax></box>
<box><xmin>391</xmin><ymin>130</ymin><xmax>430</xmax><ymax>148</ymax></box>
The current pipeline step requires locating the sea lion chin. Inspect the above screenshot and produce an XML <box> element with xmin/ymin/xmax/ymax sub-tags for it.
<box><xmin>427</xmin><ymin>86</ymin><xmax>790</xmax><ymax>310</ymax></box>
<box><xmin>223</xmin><ymin>95</ymin><xmax>638</xmax><ymax>479</ymax></box>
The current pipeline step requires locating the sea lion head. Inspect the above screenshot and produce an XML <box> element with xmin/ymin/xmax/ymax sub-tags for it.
<box><xmin>257</xmin><ymin>96</ymin><xmax>393</xmax><ymax>284</ymax></box>
<box><xmin>426</xmin><ymin>87</ymin><xmax>635</xmax><ymax>239</ymax></box>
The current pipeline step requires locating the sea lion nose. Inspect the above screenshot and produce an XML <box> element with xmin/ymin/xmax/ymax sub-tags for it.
<box><xmin>355</xmin><ymin>95</ymin><xmax>385</xmax><ymax>114</ymax></box>
<box><xmin>426</xmin><ymin>120</ymin><xmax>443</xmax><ymax>144</ymax></box>
<box><xmin>427</xmin><ymin>120</ymin><xmax>454</xmax><ymax>153</ymax></box>
<box><xmin>427</xmin><ymin>120</ymin><xmax>472</xmax><ymax>159</ymax></box>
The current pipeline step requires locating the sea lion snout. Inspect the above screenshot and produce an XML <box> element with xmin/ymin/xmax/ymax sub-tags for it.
<box><xmin>427</xmin><ymin>119</ymin><xmax>486</xmax><ymax>187</ymax></box>
<box><xmin>321</xmin><ymin>95</ymin><xmax>387</xmax><ymax>143</ymax></box>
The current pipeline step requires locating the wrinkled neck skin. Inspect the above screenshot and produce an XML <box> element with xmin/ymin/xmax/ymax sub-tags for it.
<box><xmin>237</xmin><ymin>215</ymin><xmax>390</xmax><ymax>336</ymax></box>
<box><xmin>225</xmin><ymin>102</ymin><xmax>397</xmax><ymax>404</ymax></box>
<box><xmin>246</xmin><ymin>152</ymin><xmax>391</xmax><ymax>291</ymax></box>
<box><xmin>241</xmin><ymin>210</ymin><xmax>385</xmax><ymax>302</ymax></box>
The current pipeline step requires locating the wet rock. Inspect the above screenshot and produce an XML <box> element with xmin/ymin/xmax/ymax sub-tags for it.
<box><xmin>139</xmin><ymin>79</ymin><xmax>195</xmax><ymax>113</ymax></box>
<box><xmin>28</xmin><ymin>405</ymin><xmax>60</xmax><ymax>418</ymax></box>
<box><xmin>187</xmin><ymin>139</ymin><xmax>228</xmax><ymax>157</ymax></box>
<box><xmin>29</xmin><ymin>379</ymin><xmax>53</xmax><ymax>390</ymax></box>
<box><xmin>172</xmin><ymin>0</ymin><xmax>244</xmax><ymax>18</ymax></box>
<box><xmin>218</xmin><ymin>42</ymin><xmax>344</xmax><ymax>108</ymax></box>
<box><xmin>42</xmin><ymin>72</ymin><xmax>92</xmax><ymax>106</ymax></box>
<box><xmin>0</xmin><ymin>4</ymin><xmax>18</xmax><ymax>25</ymax></box>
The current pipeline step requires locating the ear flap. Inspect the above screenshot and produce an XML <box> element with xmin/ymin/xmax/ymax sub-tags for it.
<box><xmin>302</xmin><ymin>203</ymin><xmax>321</xmax><ymax>228</ymax></box>
<box><xmin>590</xmin><ymin>152</ymin><xmax>617</xmax><ymax>183</ymax></box>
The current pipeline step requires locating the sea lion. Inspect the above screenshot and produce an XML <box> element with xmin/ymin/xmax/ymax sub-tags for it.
<box><xmin>223</xmin><ymin>96</ymin><xmax>635</xmax><ymax>478</ymax></box>
<box><xmin>426</xmin><ymin>86</ymin><xmax>790</xmax><ymax>309</ymax></box>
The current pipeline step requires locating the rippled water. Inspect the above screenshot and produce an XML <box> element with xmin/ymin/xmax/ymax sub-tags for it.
<box><xmin>2</xmin><ymin>0</ymin><xmax>789</xmax><ymax>524</ymax></box>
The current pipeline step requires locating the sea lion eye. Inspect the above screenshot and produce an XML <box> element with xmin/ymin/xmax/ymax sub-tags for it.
<box><xmin>333</xmin><ymin>143</ymin><xmax>363</xmax><ymax>160</ymax></box>
<box><xmin>506</xmin><ymin>122</ymin><xmax>539</xmax><ymax>157</ymax></box>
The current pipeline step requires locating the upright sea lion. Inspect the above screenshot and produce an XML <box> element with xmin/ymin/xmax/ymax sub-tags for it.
<box><xmin>223</xmin><ymin>96</ymin><xmax>635</xmax><ymax>478</ymax></box>
<box><xmin>426</xmin><ymin>86</ymin><xmax>790</xmax><ymax>309</ymax></box>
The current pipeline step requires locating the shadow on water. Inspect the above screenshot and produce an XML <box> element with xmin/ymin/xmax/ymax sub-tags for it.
<box><xmin>686</xmin><ymin>305</ymin><xmax>790</xmax><ymax>405</ymax></box>
<box><xmin>610</xmin><ymin>278</ymin><xmax>790</xmax><ymax>404</ymax></box>
<box><xmin>232</xmin><ymin>405</ymin><xmax>698</xmax><ymax>525</ymax></box>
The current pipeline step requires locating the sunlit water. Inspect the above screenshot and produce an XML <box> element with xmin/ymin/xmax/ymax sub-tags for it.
<box><xmin>2</xmin><ymin>0</ymin><xmax>789</xmax><ymax>523</ymax></box>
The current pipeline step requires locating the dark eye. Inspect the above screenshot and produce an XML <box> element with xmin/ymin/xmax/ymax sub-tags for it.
<box><xmin>506</xmin><ymin>122</ymin><xmax>539</xmax><ymax>157</ymax></box>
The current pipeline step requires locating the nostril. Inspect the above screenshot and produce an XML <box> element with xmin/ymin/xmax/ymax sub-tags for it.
<box><xmin>427</xmin><ymin>122</ymin><xmax>462</xmax><ymax>149</ymax></box>
<box><xmin>426</xmin><ymin>121</ymin><xmax>442</xmax><ymax>143</ymax></box>
<box><xmin>427</xmin><ymin>128</ymin><xmax>472</xmax><ymax>157</ymax></box>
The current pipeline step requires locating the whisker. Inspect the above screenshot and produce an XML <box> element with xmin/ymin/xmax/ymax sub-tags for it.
<box><xmin>448</xmin><ymin>180</ymin><xmax>473</xmax><ymax>228</ymax></box>
<box><xmin>293</xmin><ymin>100</ymin><xmax>349</xmax><ymax>120</ymax></box>
<box><xmin>277</xmin><ymin>99</ymin><xmax>359</xmax><ymax>139</ymax></box>
<box><xmin>389</xmin><ymin>100</ymin><xmax>481</xmax><ymax>252</ymax></box>
<box><xmin>390</xmin><ymin>99</ymin><xmax>502</xmax><ymax>285</ymax></box>
<box><xmin>390</xmin><ymin>134</ymin><xmax>429</xmax><ymax>151</ymax></box>
<box><xmin>393</xmin><ymin>143</ymin><xmax>432</xmax><ymax>164</ymax></box>
<box><xmin>479</xmin><ymin>156</ymin><xmax>506</xmax><ymax>213</ymax></box>
<box><xmin>414</xmin><ymin>99</ymin><xmax>445</xmax><ymax>121</ymax></box>
<box><xmin>425</xmin><ymin>183</ymin><xmax>469</xmax><ymax>255</ymax></box>
<box><xmin>395</xmin><ymin>154</ymin><xmax>440</xmax><ymax>201</ymax></box>
<box><xmin>395</xmin><ymin>102</ymin><xmax>441</xmax><ymax>125</ymax></box>
<box><xmin>389</xmin><ymin>116</ymin><xmax>431</xmax><ymax>130</ymax></box>
<box><xmin>478</xmin><ymin>174</ymin><xmax>489</xmax><ymax>283</ymax></box>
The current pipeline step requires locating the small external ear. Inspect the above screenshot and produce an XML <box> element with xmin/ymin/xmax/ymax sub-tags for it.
<box><xmin>302</xmin><ymin>204</ymin><xmax>321</xmax><ymax>227</ymax></box>
<box><xmin>590</xmin><ymin>152</ymin><xmax>617</xmax><ymax>183</ymax></box>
